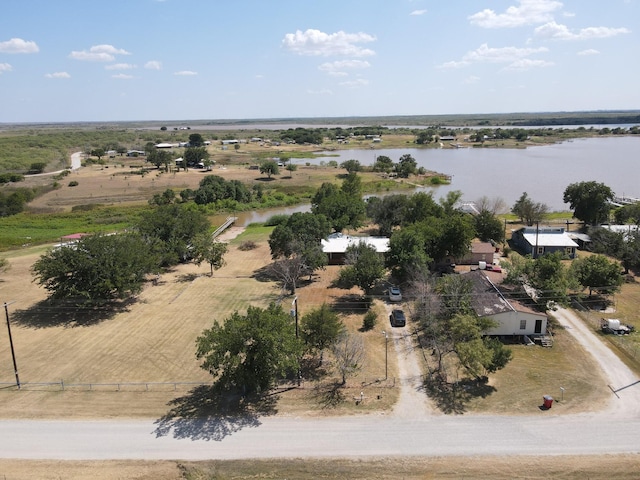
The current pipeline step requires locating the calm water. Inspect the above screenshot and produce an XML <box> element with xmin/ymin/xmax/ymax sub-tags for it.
<box><xmin>307</xmin><ymin>136</ymin><xmax>640</xmax><ymax>212</ymax></box>
<box><xmin>221</xmin><ymin>136</ymin><xmax>639</xmax><ymax>226</ymax></box>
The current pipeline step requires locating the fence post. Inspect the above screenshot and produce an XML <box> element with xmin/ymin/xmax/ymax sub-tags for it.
<box><xmin>60</xmin><ymin>379</ymin><xmax>64</xmax><ymax>391</ymax></box>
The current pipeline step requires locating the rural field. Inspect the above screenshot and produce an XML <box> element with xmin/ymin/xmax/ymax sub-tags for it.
<box><xmin>1</xmin><ymin>131</ymin><xmax>639</xmax><ymax>478</ymax></box>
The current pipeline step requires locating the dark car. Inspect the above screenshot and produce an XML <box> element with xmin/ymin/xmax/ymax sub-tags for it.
<box><xmin>390</xmin><ymin>309</ymin><xmax>406</xmax><ymax>327</ymax></box>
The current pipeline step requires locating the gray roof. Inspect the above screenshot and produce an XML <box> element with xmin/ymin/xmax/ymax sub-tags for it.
<box><xmin>466</xmin><ymin>270</ymin><xmax>514</xmax><ymax>316</ymax></box>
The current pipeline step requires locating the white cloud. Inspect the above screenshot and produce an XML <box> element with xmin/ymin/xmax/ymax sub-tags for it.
<box><xmin>534</xmin><ymin>21</ymin><xmax>630</xmax><ymax>40</ymax></box>
<box><xmin>145</xmin><ymin>60</ymin><xmax>162</xmax><ymax>70</ymax></box>
<box><xmin>105</xmin><ymin>63</ymin><xmax>136</xmax><ymax>70</ymax></box>
<box><xmin>0</xmin><ymin>37</ymin><xmax>39</xmax><ymax>54</ymax></box>
<box><xmin>503</xmin><ymin>58</ymin><xmax>554</xmax><ymax>71</ymax></box>
<box><xmin>318</xmin><ymin>59</ymin><xmax>371</xmax><ymax>76</ymax></box>
<box><xmin>112</xmin><ymin>73</ymin><xmax>134</xmax><ymax>79</ymax></box>
<box><xmin>410</xmin><ymin>9</ymin><xmax>427</xmax><ymax>16</ymax></box>
<box><xmin>0</xmin><ymin>63</ymin><xmax>12</xmax><ymax>74</ymax></box>
<box><xmin>69</xmin><ymin>44</ymin><xmax>131</xmax><ymax>62</ymax></box>
<box><xmin>578</xmin><ymin>48</ymin><xmax>600</xmax><ymax>56</ymax></box>
<box><xmin>45</xmin><ymin>72</ymin><xmax>70</xmax><ymax>79</ymax></box>
<box><xmin>463</xmin><ymin>75</ymin><xmax>481</xmax><ymax>84</ymax></box>
<box><xmin>174</xmin><ymin>70</ymin><xmax>197</xmax><ymax>76</ymax></box>
<box><xmin>438</xmin><ymin>43</ymin><xmax>549</xmax><ymax>69</ymax></box>
<box><xmin>339</xmin><ymin>78</ymin><xmax>369</xmax><ymax>87</ymax></box>
<box><xmin>255</xmin><ymin>74</ymin><xmax>264</xmax><ymax>79</ymax></box>
<box><xmin>282</xmin><ymin>29</ymin><xmax>376</xmax><ymax>57</ymax></box>
<box><xmin>469</xmin><ymin>0</ymin><xmax>562</xmax><ymax>28</ymax></box>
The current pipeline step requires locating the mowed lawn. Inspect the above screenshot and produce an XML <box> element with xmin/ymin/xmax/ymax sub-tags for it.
<box><xmin>0</xmin><ymin>229</ymin><xmax>398</xmax><ymax>418</ymax></box>
<box><xmin>0</xmin><ymin>226</ymin><xmax>619</xmax><ymax>419</ymax></box>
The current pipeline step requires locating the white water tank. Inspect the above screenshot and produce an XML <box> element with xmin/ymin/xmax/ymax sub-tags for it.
<box><xmin>608</xmin><ymin>319</ymin><xmax>621</xmax><ymax>330</ymax></box>
<box><xmin>478</xmin><ymin>261</ymin><xmax>487</xmax><ymax>270</ymax></box>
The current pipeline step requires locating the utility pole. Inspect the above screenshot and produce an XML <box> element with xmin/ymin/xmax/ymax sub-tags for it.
<box><xmin>4</xmin><ymin>301</ymin><xmax>20</xmax><ymax>389</ymax></box>
<box><xmin>382</xmin><ymin>331</ymin><xmax>388</xmax><ymax>380</ymax></box>
<box><xmin>292</xmin><ymin>296</ymin><xmax>299</xmax><ymax>339</ymax></box>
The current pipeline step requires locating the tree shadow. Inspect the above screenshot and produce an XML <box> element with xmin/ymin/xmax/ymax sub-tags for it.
<box><xmin>153</xmin><ymin>384</ymin><xmax>278</xmax><ymax>441</ymax></box>
<box><xmin>423</xmin><ymin>375</ymin><xmax>496</xmax><ymax>415</ymax></box>
<box><xmin>12</xmin><ymin>298</ymin><xmax>135</xmax><ymax>328</ymax></box>
<box><xmin>299</xmin><ymin>355</ymin><xmax>330</xmax><ymax>381</ymax></box>
<box><xmin>312</xmin><ymin>380</ymin><xmax>346</xmax><ymax>409</ymax></box>
<box><xmin>252</xmin><ymin>264</ymin><xmax>278</xmax><ymax>283</ymax></box>
<box><xmin>176</xmin><ymin>273</ymin><xmax>201</xmax><ymax>283</ymax></box>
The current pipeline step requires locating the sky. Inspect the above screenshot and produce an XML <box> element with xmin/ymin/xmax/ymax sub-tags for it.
<box><xmin>1</xmin><ymin>0</ymin><xmax>638</xmax><ymax>123</ymax></box>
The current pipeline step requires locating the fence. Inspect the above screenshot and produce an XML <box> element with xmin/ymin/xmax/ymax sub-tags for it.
<box><xmin>0</xmin><ymin>380</ymin><xmax>213</xmax><ymax>392</ymax></box>
<box><xmin>0</xmin><ymin>377</ymin><xmax>396</xmax><ymax>392</ymax></box>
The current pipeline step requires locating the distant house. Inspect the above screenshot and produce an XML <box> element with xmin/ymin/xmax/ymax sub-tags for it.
<box><xmin>126</xmin><ymin>150</ymin><xmax>146</xmax><ymax>157</ymax></box>
<box><xmin>453</xmin><ymin>240</ymin><xmax>496</xmax><ymax>265</ymax></box>
<box><xmin>511</xmin><ymin>226</ymin><xmax>578</xmax><ymax>259</ymax></box>
<box><xmin>221</xmin><ymin>139</ymin><xmax>239</xmax><ymax>145</ymax></box>
<box><xmin>155</xmin><ymin>143</ymin><xmax>174</xmax><ymax>149</ymax></box>
<box><xmin>321</xmin><ymin>233</ymin><xmax>389</xmax><ymax>265</ymax></box>
<box><xmin>466</xmin><ymin>270</ymin><xmax>548</xmax><ymax>337</ymax></box>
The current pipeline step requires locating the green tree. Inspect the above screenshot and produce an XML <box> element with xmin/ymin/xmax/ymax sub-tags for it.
<box><xmin>192</xmin><ymin>234</ymin><xmax>228</xmax><ymax>275</ymax></box>
<box><xmin>184</xmin><ymin>146</ymin><xmax>210</xmax><ymax>167</ymax></box>
<box><xmin>338</xmin><ymin>242</ymin><xmax>386</xmax><ymax>297</ymax></box>
<box><xmin>300</xmin><ymin>303</ymin><xmax>345</xmax><ymax>360</ymax></box>
<box><xmin>395</xmin><ymin>154</ymin><xmax>417</xmax><ymax>178</ymax></box>
<box><xmin>147</xmin><ymin>149</ymin><xmax>173</xmax><ymax>172</ymax></box>
<box><xmin>340</xmin><ymin>159</ymin><xmax>361</xmax><ymax>173</ymax></box>
<box><xmin>285</xmin><ymin>163</ymin><xmax>297</xmax><ymax>177</ymax></box>
<box><xmin>366</xmin><ymin>194</ymin><xmax>410</xmax><ymax>236</ymax></box>
<box><xmin>32</xmin><ymin>233</ymin><xmax>158</xmax><ymax>303</ymax></box>
<box><xmin>90</xmin><ymin>148</ymin><xmax>105</xmax><ymax>161</ymax></box>
<box><xmin>28</xmin><ymin>162</ymin><xmax>47</xmax><ymax>174</ymax></box>
<box><xmin>474</xmin><ymin>209</ymin><xmax>505</xmax><ymax>243</ymax></box>
<box><xmin>136</xmin><ymin>203</ymin><xmax>209</xmax><ymax>266</ymax></box>
<box><xmin>312</xmin><ymin>181</ymin><xmax>365</xmax><ymax>232</ymax></box>
<box><xmin>269</xmin><ymin>212</ymin><xmax>331</xmax><ymax>259</ymax></box>
<box><xmin>511</xmin><ymin>192</ymin><xmax>549</xmax><ymax>226</ymax></box>
<box><xmin>188</xmin><ymin>133</ymin><xmax>205</xmax><ymax>147</ymax></box>
<box><xmin>196</xmin><ymin>303</ymin><xmax>302</xmax><ymax>394</ymax></box>
<box><xmin>372</xmin><ymin>155</ymin><xmax>394</xmax><ymax>173</ymax></box>
<box><xmin>563</xmin><ymin>181</ymin><xmax>614</xmax><ymax>226</ymax></box>
<box><xmin>570</xmin><ymin>254</ymin><xmax>623</xmax><ymax>297</ymax></box>
<box><xmin>260</xmin><ymin>160</ymin><xmax>280</xmax><ymax>179</ymax></box>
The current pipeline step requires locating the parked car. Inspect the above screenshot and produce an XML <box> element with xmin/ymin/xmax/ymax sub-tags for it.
<box><xmin>388</xmin><ymin>286</ymin><xmax>402</xmax><ymax>302</ymax></box>
<box><xmin>390</xmin><ymin>309</ymin><xmax>406</xmax><ymax>327</ymax></box>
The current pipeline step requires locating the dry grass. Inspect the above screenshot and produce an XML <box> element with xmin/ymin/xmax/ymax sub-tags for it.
<box><xmin>2</xmin><ymin>455</ymin><xmax>640</xmax><ymax>480</ymax></box>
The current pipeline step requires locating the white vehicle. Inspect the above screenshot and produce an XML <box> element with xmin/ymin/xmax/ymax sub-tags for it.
<box><xmin>388</xmin><ymin>286</ymin><xmax>402</xmax><ymax>302</ymax></box>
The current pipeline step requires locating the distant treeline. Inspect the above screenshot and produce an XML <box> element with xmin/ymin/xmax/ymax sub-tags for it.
<box><xmin>511</xmin><ymin>114</ymin><xmax>640</xmax><ymax>126</ymax></box>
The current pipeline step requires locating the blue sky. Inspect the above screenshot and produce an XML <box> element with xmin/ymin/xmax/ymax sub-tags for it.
<box><xmin>1</xmin><ymin>0</ymin><xmax>637</xmax><ymax>122</ymax></box>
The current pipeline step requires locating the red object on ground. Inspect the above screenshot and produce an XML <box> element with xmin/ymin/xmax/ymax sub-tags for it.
<box><xmin>543</xmin><ymin>395</ymin><xmax>553</xmax><ymax>409</ymax></box>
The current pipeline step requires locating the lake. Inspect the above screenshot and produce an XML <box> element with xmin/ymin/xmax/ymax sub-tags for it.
<box><xmin>304</xmin><ymin>136</ymin><xmax>640</xmax><ymax>212</ymax></box>
<box><xmin>222</xmin><ymin>136</ymin><xmax>639</xmax><ymax>226</ymax></box>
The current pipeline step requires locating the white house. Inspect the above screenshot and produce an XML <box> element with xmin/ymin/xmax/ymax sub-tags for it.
<box><xmin>466</xmin><ymin>270</ymin><xmax>548</xmax><ymax>337</ymax></box>
<box><xmin>321</xmin><ymin>233</ymin><xmax>389</xmax><ymax>265</ymax></box>
<box><xmin>511</xmin><ymin>226</ymin><xmax>579</xmax><ymax>259</ymax></box>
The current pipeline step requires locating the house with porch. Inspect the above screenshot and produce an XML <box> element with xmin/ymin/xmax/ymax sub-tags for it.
<box><xmin>511</xmin><ymin>226</ymin><xmax>578</xmax><ymax>259</ymax></box>
<box><xmin>465</xmin><ymin>270</ymin><xmax>548</xmax><ymax>338</ymax></box>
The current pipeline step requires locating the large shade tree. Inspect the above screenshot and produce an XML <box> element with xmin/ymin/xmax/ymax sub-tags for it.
<box><xmin>563</xmin><ymin>181</ymin><xmax>614</xmax><ymax>226</ymax></box>
<box><xmin>196</xmin><ymin>303</ymin><xmax>302</xmax><ymax>394</ymax></box>
<box><xmin>136</xmin><ymin>203</ymin><xmax>210</xmax><ymax>266</ymax></box>
<box><xmin>32</xmin><ymin>233</ymin><xmax>158</xmax><ymax>304</ymax></box>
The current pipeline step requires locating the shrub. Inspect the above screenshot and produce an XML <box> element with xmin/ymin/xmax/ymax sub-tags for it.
<box><xmin>362</xmin><ymin>310</ymin><xmax>377</xmax><ymax>331</ymax></box>
<box><xmin>238</xmin><ymin>240</ymin><xmax>258</xmax><ymax>251</ymax></box>
<box><xmin>265</xmin><ymin>214</ymin><xmax>289</xmax><ymax>226</ymax></box>
<box><xmin>68</xmin><ymin>181</ymin><xmax>79</xmax><ymax>187</ymax></box>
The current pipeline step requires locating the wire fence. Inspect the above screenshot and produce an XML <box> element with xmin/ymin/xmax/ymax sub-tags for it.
<box><xmin>0</xmin><ymin>377</ymin><xmax>397</xmax><ymax>392</ymax></box>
